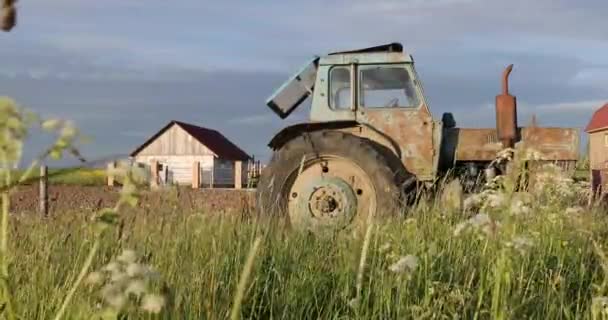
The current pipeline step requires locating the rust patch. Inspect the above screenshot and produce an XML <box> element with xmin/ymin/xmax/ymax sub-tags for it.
<box><xmin>521</xmin><ymin>127</ymin><xmax>579</xmax><ymax>160</ymax></box>
<box><xmin>454</xmin><ymin>128</ymin><xmax>503</xmax><ymax>162</ymax></box>
<box><xmin>453</xmin><ymin>126</ymin><xmax>579</xmax><ymax>162</ymax></box>
<box><xmin>358</xmin><ymin>106</ymin><xmax>435</xmax><ymax>178</ymax></box>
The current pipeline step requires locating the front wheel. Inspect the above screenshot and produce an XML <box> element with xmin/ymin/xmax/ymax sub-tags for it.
<box><xmin>256</xmin><ymin>130</ymin><xmax>410</xmax><ymax>232</ymax></box>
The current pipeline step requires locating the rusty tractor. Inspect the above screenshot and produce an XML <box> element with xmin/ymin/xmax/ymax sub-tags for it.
<box><xmin>256</xmin><ymin>42</ymin><xmax>579</xmax><ymax>231</ymax></box>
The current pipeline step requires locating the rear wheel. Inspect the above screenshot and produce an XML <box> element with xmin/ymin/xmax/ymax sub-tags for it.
<box><xmin>256</xmin><ymin>130</ymin><xmax>410</xmax><ymax>232</ymax></box>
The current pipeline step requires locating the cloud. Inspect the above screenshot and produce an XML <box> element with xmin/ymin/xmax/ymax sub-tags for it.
<box><xmin>3</xmin><ymin>0</ymin><xmax>608</xmax><ymax>165</ymax></box>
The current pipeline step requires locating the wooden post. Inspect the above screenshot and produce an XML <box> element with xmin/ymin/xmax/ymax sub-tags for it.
<box><xmin>107</xmin><ymin>161</ymin><xmax>116</xmax><ymax>187</ymax></box>
<box><xmin>192</xmin><ymin>161</ymin><xmax>200</xmax><ymax>189</ymax></box>
<box><xmin>150</xmin><ymin>160</ymin><xmax>158</xmax><ymax>189</ymax></box>
<box><xmin>39</xmin><ymin>165</ymin><xmax>48</xmax><ymax>216</ymax></box>
<box><xmin>210</xmin><ymin>167</ymin><xmax>214</xmax><ymax>189</ymax></box>
<box><xmin>235</xmin><ymin>160</ymin><xmax>242</xmax><ymax>189</ymax></box>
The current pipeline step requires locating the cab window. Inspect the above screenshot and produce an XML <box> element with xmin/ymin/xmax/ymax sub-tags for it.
<box><xmin>359</xmin><ymin>65</ymin><xmax>420</xmax><ymax>108</ymax></box>
<box><xmin>329</xmin><ymin>66</ymin><xmax>351</xmax><ymax>109</ymax></box>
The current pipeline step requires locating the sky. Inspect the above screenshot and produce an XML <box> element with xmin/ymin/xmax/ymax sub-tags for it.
<box><xmin>1</xmin><ymin>0</ymin><xmax>607</xmax><ymax>167</ymax></box>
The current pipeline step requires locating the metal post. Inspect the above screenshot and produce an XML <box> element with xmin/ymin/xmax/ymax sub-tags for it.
<box><xmin>39</xmin><ymin>165</ymin><xmax>48</xmax><ymax>216</ymax></box>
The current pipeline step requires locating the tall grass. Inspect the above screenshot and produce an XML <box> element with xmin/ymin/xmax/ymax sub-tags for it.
<box><xmin>5</xmin><ymin>191</ymin><xmax>608</xmax><ymax>319</ymax></box>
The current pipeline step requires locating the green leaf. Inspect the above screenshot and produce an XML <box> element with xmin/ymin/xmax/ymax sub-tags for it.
<box><xmin>49</xmin><ymin>149</ymin><xmax>62</xmax><ymax>160</ymax></box>
<box><xmin>120</xmin><ymin>194</ymin><xmax>138</xmax><ymax>208</ymax></box>
<box><xmin>41</xmin><ymin>119</ymin><xmax>61</xmax><ymax>131</ymax></box>
<box><xmin>96</xmin><ymin>209</ymin><xmax>119</xmax><ymax>225</ymax></box>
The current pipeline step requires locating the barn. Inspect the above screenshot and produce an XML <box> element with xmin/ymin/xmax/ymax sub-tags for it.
<box><xmin>585</xmin><ymin>103</ymin><xmax>608</xmax><ymax>193</ymax></box>
<box><xmin>129</xmin><ymin>120</ymin><xmax>251</xmax><ymax>188</ymax></box>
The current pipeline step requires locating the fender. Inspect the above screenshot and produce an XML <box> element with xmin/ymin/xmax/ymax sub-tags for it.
<box><xmin>268</xmin><ymin>121</ymin><xmax>403</xmax><ymax>162</ymax></box>
<box><xmin>268</xmin><ymin>121</ymin><xmax>359</xmax><ymax>150</ymax></box>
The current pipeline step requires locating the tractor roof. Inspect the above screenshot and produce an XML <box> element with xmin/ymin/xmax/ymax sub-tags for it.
<box><xmin>320</xmin><ymin>42</ymin><xmax>413</xmax><ymax>65</ymax></box>
<box><xmin>328</xmin><ymin>42</ymin><xmax>404</xmax><ymax>55</ymax></box>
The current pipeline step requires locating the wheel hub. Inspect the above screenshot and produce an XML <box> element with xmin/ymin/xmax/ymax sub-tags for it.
<box><xmin>290</xmin><ymin>177</ymin><xmax>357</xmax><ymax>230</ymax></box>
<box><xmin>309</xmin><ymin>185</ymin><xmax>346</xmax><ymax>217</ymax></box>
<box><xmin>285</xmin><ymin>155</ymin><xmax>376</xmax><ymax>232</ymax></box>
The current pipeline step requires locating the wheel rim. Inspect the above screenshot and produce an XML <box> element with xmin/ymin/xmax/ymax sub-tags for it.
<box><xmin>285</xmin><ymin>155</ymin><xmax>377</xmax><ymax>231</ymax></box>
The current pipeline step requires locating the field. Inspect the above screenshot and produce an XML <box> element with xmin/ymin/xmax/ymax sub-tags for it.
<box><xmin>15</xmin><ymin>168</ymin><xmax>107</xmax><ymax>186</ymax></box>
<box><xmin>3</xmin><ymin>163</ymin><xmax>608</xmax><ymax>319</ymax></box>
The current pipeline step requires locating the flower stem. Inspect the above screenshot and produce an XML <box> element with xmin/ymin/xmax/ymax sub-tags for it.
<box><xmin>53</xmin><ymin>239</ymin><xmax>100</xmax><ymax>320</ymax></box>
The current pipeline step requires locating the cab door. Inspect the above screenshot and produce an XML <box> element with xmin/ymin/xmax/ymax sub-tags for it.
<box><xmin>355</xmin><ymin>64</ymin><xmax>436</xmax><ymax>180</ymax></box>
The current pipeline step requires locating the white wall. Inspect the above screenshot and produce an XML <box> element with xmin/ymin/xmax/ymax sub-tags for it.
<box><xmin>133</xmin><ymin>155</ymin><xmax>215</xmax><ymax>186</ymax></box>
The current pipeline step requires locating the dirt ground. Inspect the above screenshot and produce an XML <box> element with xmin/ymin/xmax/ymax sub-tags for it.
<box><xmin>9</xmin><ymin>185</ymin><xmax>256</xmax><ymax>215</ymax></box>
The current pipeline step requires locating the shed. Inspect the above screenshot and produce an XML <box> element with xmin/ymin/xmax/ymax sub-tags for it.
<box><xmin>585</xmin><ymin>103</ymin><xmax>608</xmax><ymax>192</ymax></box>
<box><xmin>129</xmin><ymin>120</ymin><xmax>251</xmax><ymax>188</ymax></box>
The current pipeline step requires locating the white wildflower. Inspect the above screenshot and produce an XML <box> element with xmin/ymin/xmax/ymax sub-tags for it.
<box><xmin>379</xmin><ymin>243</ymin><xmax>391</xmax><ymax>253</ymax></box>
<box><xmin>485</xmin><ymin>193</ymin><xmax>505</xmax><ymax>208</ymax></box>
<box><xmin>506</xmin><ymin>235</ymin><xmax>535</xmax><ymax>255</ymax></box>
<box><xmin>106</xmin><ymin>293</ymin><xmax>128</xmax><ymax>310</ymax></box>
<box><xmin>126</xmin><ymin>263</ymin><xmax>146</xmax><ymax>277</ymax></box>
<box><xmin>85</xmin><ymin>271</ymin><xmax>104</xmax><ymax>286</ymax></box>
<box><xmin>117</xmin><ymin>249</ymin><xmax>138</xmax><ymax>264</ymax></box>
<box><xmin>101</xmin><ymin>283</ymin><xmax>127</xmax><ymax>310</ymax></box>
<box><xmin>388</xmin><ymin>255</ymin><xmax>419</xmax><ymax>274</ymax></box>
<box><xmin>126</xmin><ymin>279</ymin><xmax>147</xmax><ymax>297</ymax></box>
<box><xmin>141</xmin><ymin>294</ymin><xmax>166</xmax><ymax>314</ymax></box>
<box><xmin>110</xmin><ymin>271</ymin><xmax>129</xmax><ymax>284</ymax></box>
<box><xmin>464</xmin><ymin>194</ymin><xmax>483</xmax><ymax>211</ymax></box>
<box><xmin>470</xmin><ymin>213</ymin><xmax>491</xmax><ymax>227</ymax></box>
<box><xmin>510</xmin><ymin>200</ymin><xmax>531</xmax><ymax>216</ymax></box>
<box><xmin>102</xmin><ymin>261</ymin><xmax>121</xmax><ymax>274</ymax></box>
<box><xmin>453</xmin><ymin>222</ymin><xmax>468</xmax><ymax>236</ymax></box>
<box><xmin>471</xmin><ymin>213</ymin><xmax>500</xmax><ymax>237</ymax></box>
<box><xmin>592</xmin><ymin>296</ymin><xmax>608</xmax><ymax>315</ymax></box>
<box><xmin>565</xmin><ymin>206</ymin><xmax>584</xmax><ymax>215</ymax></box>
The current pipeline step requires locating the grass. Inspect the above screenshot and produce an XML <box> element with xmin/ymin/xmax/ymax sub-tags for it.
<box><xmin>5</xmin><ymin>178</ymin><xmax>608</xmax><ymax>319</ymax></box>
<box><xmin>12</xmin><ymin>167</ymin><xmax>106</xmax><ymax>186</ymax></box>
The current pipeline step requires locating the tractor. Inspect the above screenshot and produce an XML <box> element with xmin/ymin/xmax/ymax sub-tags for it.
<box><xmin>256</xmin><ymin>42</ymin><xmax>579</xmax><ymax>231</ymax></box>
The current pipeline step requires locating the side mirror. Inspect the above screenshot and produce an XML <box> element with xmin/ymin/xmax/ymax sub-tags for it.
<box><xmin>442</xmin><ymin>112</ymin><xmax>456</xmax><ymax>128</ymax></box>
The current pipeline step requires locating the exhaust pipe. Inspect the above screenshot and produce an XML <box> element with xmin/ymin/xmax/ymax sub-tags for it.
<box><xmin>495</xmin><ymin>64</ymin><xmax>518</xmax><ymax>148</ymax></box>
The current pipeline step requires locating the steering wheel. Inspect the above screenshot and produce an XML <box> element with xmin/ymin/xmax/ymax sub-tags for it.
<box><xmin>384</xmin><ymin>98</ymin><xmax>399</xmax><ymax>108</ymax></box>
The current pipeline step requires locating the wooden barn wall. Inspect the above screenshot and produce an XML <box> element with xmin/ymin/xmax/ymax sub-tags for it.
<box><xmin>137</xmin><ymin>125</ymin><xmax>215</xmax><ymax>156</ymax></box>
<box><xmin>589</xmin><ymin>131</ymin><xmax>608</xmax><ymax>170</ymax></box>
<box><xmin>133</xmin><ymin>155</ymin><xmax>215</xmax><ymax>186</ymax></box>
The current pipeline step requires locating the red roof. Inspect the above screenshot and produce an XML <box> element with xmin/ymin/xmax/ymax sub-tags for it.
<box><xmin>130</xmin><ymin>120</ymin><xmax>251</xmax><ymax>160</ymax></box>
<box><xmin>586</xmin><ymin>103</ymin><xmax>608</xmax><ymax>133</ymax></box>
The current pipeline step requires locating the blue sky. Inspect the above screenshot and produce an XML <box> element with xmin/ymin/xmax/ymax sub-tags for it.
<box><xmin>1</xmin><ymin>0</ymin><xmax>607</xmax><ymax>166</ymax></box>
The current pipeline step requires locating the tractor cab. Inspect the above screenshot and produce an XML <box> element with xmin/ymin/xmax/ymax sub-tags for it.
<box><xmin>265</xmin><ymin>43</ymin><xmax>441</xmax><ymax>181</ymax></box>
